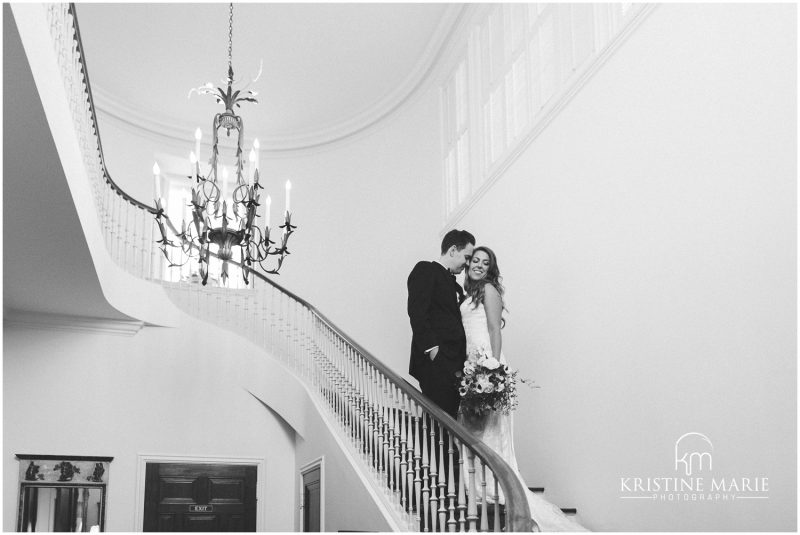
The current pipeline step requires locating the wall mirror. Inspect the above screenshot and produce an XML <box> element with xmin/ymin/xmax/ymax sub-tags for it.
<box><xmin>15</xmin><ymin>455</ymin><xmax>112</xmax><ymax>532</ymax></box>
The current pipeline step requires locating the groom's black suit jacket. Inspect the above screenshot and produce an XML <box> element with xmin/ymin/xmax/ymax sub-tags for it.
<box><xmin>407</xmin><ymin>261</ymin><xmax>467</xmax><ymax>382</ymax></box>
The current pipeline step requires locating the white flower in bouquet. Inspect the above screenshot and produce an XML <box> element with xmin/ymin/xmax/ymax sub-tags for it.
<box><xmin>475</xmin><ymin>374</ymin><xmax>494</xmax><ymax>393</ymax></box>
<box><xmin>478</xmin><ymin>355</ymin><xmax>501</xmax><ymax>370</ymax></box>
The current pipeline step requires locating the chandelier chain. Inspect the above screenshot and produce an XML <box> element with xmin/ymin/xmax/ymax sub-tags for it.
<box><xmin>227</xmin><ymin>2</ymin><xmax>233</xmax><ymax>69</ymax></box>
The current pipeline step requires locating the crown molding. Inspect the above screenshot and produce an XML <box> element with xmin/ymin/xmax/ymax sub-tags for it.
<box><xmin>91</xmin><ymin>5</ymin><xmax>467</xmax><ymax>154</ymax></box>
<box><xmin>4</xmin><ymin>310</ymin><xmax>145</xmax><ymax>336</ymax></box>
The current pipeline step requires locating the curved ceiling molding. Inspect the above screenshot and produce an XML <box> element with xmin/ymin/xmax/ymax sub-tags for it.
<box><xmin>91</xmin><ymin>5</ymin><xmax>466</xmax><ymax>153</ymax></box>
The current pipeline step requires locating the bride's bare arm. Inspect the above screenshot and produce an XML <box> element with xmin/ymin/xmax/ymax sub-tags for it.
<box><xmin>483</xmin><ymin>284</ymin><xmax>503</xmax><ymax>358</ymax></box>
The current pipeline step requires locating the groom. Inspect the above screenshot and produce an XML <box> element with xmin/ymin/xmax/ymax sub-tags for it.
<box><xmin>407</xmin><ymin>229</ymin><xmax>475</xmax><ymax>419</ymax></box>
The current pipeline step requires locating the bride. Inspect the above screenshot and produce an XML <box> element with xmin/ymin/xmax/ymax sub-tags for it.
<box><xmin>458</xmin><ymin>246</ymin><xmax>587</xmax><ymax>532</ymax></box>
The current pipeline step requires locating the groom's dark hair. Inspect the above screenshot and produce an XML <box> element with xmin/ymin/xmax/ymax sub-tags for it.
<box><xmin>440</xmin><ymin>229</ymin><xmax>475</xmax><ymax>254</ymax></box>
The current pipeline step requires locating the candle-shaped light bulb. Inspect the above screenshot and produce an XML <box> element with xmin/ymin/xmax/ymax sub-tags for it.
<box><xmin>189</xmin><ymin>151</ymin><xmax>197</xmax><ymax>180</ymax></box>
<box><xmin>265</xmin><ymin>195</ymin><xmax>272</xmax><ymax>229</ymax></box>
<box><xmin>253</xmin><ymin>138</ymin><xmax>260</xmax><ymax>173</ymax></box>
<box><xmin>285</xmin><ymin>180</ymin><xmax>292</xmax><ymax>214</ymax></box>
<box><xmin>248</xmin><ymin>148</ymin><xmax>256</xmax><ymax>186</ymax></box>
<box><xmin>153</xmin><ymin>162</ymin><xmax>161</xmax><ymax>200</ymax></box>
<box><xmin>194</xmin><ymin>128</ymin><xmax>202</xmax><ymax>163</ymax></box>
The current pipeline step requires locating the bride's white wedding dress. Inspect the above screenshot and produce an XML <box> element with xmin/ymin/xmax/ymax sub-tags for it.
<box><xmin>458</xmin><ymin>296</ymin><xmax>587</xmax><ymax>532</ymax></box>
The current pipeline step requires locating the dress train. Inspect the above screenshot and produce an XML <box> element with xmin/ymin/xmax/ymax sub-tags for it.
<box><xmin>459</xmin><ymin>297</ymin><xmax>588</xmax><ymax>531</ymax></box>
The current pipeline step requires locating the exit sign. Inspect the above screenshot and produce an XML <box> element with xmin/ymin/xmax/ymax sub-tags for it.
<box><xmin>189</xmin><ymin>505</ymin><xmax>214</xmax><ymax>513</ymax></box>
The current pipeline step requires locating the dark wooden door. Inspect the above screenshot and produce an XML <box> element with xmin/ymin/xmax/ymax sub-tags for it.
<box><xmin>302</xmin><ymin>466</ymin><xmax>321</xmax><ymax>532</ymax></box>
<box><xmin>143</xmin><ymin>463</ymin><xmax>256</xmax><ymax>532</ymax></box>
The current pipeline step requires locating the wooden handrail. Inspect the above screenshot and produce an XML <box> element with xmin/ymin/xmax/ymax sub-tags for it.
<box><xmin>68</xmin><ymin>4</ymin><xmax>534</xmax><ymax>530</ymax></box>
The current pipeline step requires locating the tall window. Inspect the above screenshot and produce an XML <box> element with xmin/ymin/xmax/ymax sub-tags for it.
<box><xmin>441</xmin><ymin>3</ymin><xmax>646</xmax><ymax>221</ymax></box>
<box><xmin>442</xmin><ymin>57</ymin><xmax>471</xmax><ymax>215</ymax></box>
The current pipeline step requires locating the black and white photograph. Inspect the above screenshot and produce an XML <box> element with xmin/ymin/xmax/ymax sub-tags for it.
<box><xmin>3</xmin><ymin>2</ymin><xmax>796</xmax><ymax>532</ymax></box>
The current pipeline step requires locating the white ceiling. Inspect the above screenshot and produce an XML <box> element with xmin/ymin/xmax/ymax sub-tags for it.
<box><xmin>75</xmin><ymin>3</ymin><xmax>454</xmax><ymax>148</ymax></box>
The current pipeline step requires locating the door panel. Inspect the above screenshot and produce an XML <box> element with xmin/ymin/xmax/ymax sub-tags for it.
<box><xmin>302</xmin><ymin>466</ymin><xmax>321</xmax><ymax>532</ymax></box>
<box><xmin>144</xmin><ymin>463</ymin><xmax>256</xmax><ymax>532</ymax></box>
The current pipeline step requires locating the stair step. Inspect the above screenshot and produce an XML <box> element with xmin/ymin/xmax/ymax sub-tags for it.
<box><xmin>528</xmin><ymin>487</ymin><xmax>577</xmax><ymax>516</ymax></box>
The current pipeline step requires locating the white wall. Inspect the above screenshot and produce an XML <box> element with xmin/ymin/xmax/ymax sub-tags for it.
<box><xmin>3</xmin><ymin>316</ymin><xmax>297</xmax><ymax>532</ymax></box>
<box><xmin>451</xmin><ymin>3</ymin><xmax>796</xmax><ymax>531</ymax></box>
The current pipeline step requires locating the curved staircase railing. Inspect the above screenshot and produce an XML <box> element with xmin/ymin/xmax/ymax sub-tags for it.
<box><xmin>43</xmin><ymin>3</ymin><xmax>536</xmax><ymax>530</ymax></box>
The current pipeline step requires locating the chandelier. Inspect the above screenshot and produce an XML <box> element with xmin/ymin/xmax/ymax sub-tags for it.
<box><xmin>153</xmin><ymin>3</ymin><xmax>296</xmax><ymax>286</ymax></box>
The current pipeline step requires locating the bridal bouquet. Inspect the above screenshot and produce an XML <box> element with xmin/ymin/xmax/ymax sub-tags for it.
<box><xmin>458</xmin><ymin>347</ymin><xmax>520</xmax><ymax>417</ymax></box>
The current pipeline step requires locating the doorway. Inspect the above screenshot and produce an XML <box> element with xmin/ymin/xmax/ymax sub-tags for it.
<box><xmin>300</xmin><ymin>460</ymin><xmax>323</xmax><ymax>532</ymax></box>
<box><xmin>143</xmin><ymin>463</ymin><xmax>257</xmax><ymax>532</ymax></box>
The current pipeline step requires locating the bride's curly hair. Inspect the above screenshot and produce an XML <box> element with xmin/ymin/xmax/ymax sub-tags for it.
<box><xmin>463</xmin><ymin>246</ymin><xmax>507</xmax><ymax>324</ymax></box>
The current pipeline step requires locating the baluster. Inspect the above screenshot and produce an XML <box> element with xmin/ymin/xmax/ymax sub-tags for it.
<box><xmin>466</xmin><ymin>448</ymin><xmax>478</xmax><ymax>532</ymax></box>
<box><xmin>311</xmin><ymin>314</ymin><xmax>319</xmax><ymax>388</ymax></box>
<box><xmin>367</xmin><ymin>362</ymin><xmax>376</xmax><ymax>462</ymax></box>
<box><xmin>146</xmin><ymin>215</ymin><xmax>155</xmax><ymax>280</ymax></box>
<box><xmin>421</xmin><ymin>414</ymin><xmax>431</xmax><ymax>532</ymax></box>
<box><xmin>437</xmin><ymin>422</ymin><xmax>447</xmax><ymax>530</ymax></box>
<box><xmin>290</xmin><ymin>300</ymin><xmax>297</xmax><ymax>369</ymax></box>
<box><xmin>394</xmin><ymin>385</ymin><xmax>403</xmax><ymax>495</ymax></box>
<box><xmin>268</xmin><ymin>287</ymin><xmax>276</xmax><ymax>354</ymax></box>
<box><xmin>280</xmin><ymin>292</ymin><xmax>287</xmax><ymax>363</ymax></box>
<box><xmin>493</xmin><ymin>478</ymin><xmax>500</xmax><ymax>533</ymax></box>
<box><xmin>480</xmin><ymin>464</ymin><xmax>488</xmax><ymax>532</ymax></box>
<box><xmin>355</xmin><ymin>356</ymin><xmax>364</xmax><ymax>453</ymax></box>
<box><xmin>145</xmin><ymin>209</ymin><xmax>154</xmax><ymax>280</ymax></box>
<box><xmin>446</xmin><ymin>433</ymin><xmax>457</xmax><ymax>531</ymax></box>
<box><xmin>298</xmin><ymin>306</ymin><xmax>306</xmax><ymax>377</ymax></box>
<box><xmin>294</xmin><ymin>301</ymin><xmax>301</xmax><ymax>369</ymax></box>
<box><xmin>429</xmin><ymin>419</ymin><xmax>439</xmax><ymax>532</ymax></box>
<box><xmin>108</xmin><ymin>193</ymin><xmax>118</xmax><ymax>262</ymax></box>
<box><xmin>386</xmin><ymin>383</ymin><xmax>396</xmax><ymax>494</ymax></box>
<box><xmin>102</xmin><ymin>186</ymin><xmax>112</xmax><ymax>252</ymax></box>
<box><xmin>369</xmin><ymin>365</ymin><xmax>379</xmax><ymax>468</ymax></box>
<box><xmin>456</xmin><ymin>440</ymin><xmax>467</xmax><ymax>531</ymax></box>
<box><xmin>399</xmin><ymin>392</ymin><xmax>409</xmax><ymax>512</ymax></box>
<box><xmin>379</xmin><ymin>375</ymin><xmax>388</xmax><ymax>479</ymax></box>
<box><xmin>332</xmin><ymin>336</ymin><xmax>339</xmax><ymax>417</ymax></box>
<box><xmin>340</xmin><ymin>340</ymin><xmax>347</xmax><ymax>427</ymax></box>
<box><xmin>412</xmin><ymin>407</ymin><xmax>422</xmax><ymax>528</ymax></box>
<box><xmin>131</xmin><ymin>207</ymin><xmax>141</xmax><ymax>277</ymax></box>
<box><xmin>122</xmin><ymin>200</ymin><xmax>130</xmax><ymax>271</ymax></box>
<box><xmin>348</xmin><ymin>348</ymin><xmax>356</xmax><ymax>440</ymax></box>
<box><xmin>262</xmin><ymin>293</ymin><xmax>270</xmax><ymax>355</ymax></box>
<box><xmin>385</xmin><ymin>375</ymin><xmax>394</xmax><ymax>488</ymax></box>
<box><xmin>115</xmin><ymin>194</ymin><xmax>124</xmax><ymax>266</ymax></box>
<box><xmin>339</xmin><ymin>338</ymin><xmax>346</xmax><ymax>423</ymax></box>
<box><xmin>405</xmin><ymin>402</ymin><xmax>416</xmax><ymax>519</ymax></box>
<box><xmin>303</xmin><ymin>308</ymin><xmax>311</xmax><ymax>379</ymax></box>
<box><xmin>286</xmin><ymin>295</ymin><xmax>292</xmax><ymax>365</ymax></box>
